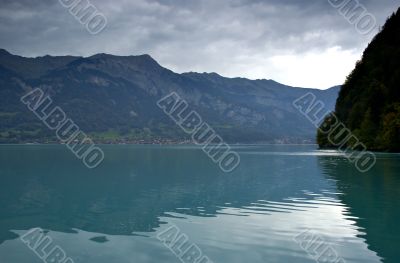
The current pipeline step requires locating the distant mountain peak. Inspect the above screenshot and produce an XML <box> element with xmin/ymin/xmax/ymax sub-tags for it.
<box><xmin>136</xmin><ymin>53</ymin><xmax>155</xmax><ymax>60</ymax></box>
<box><xmin>0</xmin><ymin>48</ymin><xmax>11</xmax><ymax>56</ymax></box>
<box><xmin>89</xmin><ymin>52</ymin><xmax>156</xmax><ymax>62</ymax></box>
<box><xmin>85</xmin><ymin>52</ymin><xmax>162</xmax><ymax>70</ymax></box>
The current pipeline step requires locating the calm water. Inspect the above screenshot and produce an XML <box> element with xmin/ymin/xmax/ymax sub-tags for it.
<box><xmin>0</xmin><ymin>145</ymin><xmax>399</xmax><ymax>263</ymax></box>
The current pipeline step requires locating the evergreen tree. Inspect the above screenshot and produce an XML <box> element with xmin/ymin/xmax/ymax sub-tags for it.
<box><xmin>318</xmin><ymin>7</ymin><xmax>400</xmax><ymax>152</ymax></box>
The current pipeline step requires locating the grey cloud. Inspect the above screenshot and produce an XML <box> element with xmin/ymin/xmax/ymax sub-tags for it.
<box><xmin>0</xmin><ymin>0</ymin><xmax>399</xmax><ymax>87</ymax></box>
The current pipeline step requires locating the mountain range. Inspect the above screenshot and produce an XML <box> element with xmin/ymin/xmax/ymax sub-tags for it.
<box><xmin>0</xmin><ymin>49</ymin><xmax>339</xmax><ymax>144</ymax></box>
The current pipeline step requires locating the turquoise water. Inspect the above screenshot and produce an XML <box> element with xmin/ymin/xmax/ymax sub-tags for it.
<box><xmin>0</xmin><ymin>145</ymin><xmax>399</xmax><ymax>263</ymax></box>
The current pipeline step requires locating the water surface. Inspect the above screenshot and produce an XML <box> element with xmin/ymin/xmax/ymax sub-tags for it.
<box><xmin>0</xmin><ymin>145</ymin><xmax>399</xmax><ymax>262</ymax></box>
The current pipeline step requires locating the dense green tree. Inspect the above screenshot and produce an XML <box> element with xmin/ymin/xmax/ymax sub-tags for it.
<box><xmin>318</xmin><ymin>7</ymin><xmax>400</xmax><ymax>152</ymax></box>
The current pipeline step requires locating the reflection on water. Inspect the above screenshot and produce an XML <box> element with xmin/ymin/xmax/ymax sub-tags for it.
<box><xmin>0</xmin><ymin>145</ymin><xmax>398</xmax><ymax>262</ymax></box>
<box><xmin>318</xmin><ymin>153</ymin><xmax>400</xmax><ymax>263</ymax></box>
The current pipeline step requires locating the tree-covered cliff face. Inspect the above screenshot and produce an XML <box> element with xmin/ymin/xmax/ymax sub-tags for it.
<box><xmin>318</xmin><ymin>7</ymin><xmax>400</xmax><ymax>152</ymax></box>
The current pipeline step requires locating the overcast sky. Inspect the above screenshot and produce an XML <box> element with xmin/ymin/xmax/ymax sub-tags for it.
<box><xmin>0</xmin><ymin>0</ymin><xmax>399</xmax><ymax>89</ymax></box>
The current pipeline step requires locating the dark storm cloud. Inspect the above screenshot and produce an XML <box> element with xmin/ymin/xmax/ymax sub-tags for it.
<box><xmin>0</xmin><ymin>0</ymin><xmax>399</xmax><ymax>88</ymax></box>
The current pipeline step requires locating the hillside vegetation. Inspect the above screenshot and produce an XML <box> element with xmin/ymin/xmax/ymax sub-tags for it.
<box><xmin>318</xmin><ymin>8</ymin><xmax>400</xmax><ymax>152</ymax></box>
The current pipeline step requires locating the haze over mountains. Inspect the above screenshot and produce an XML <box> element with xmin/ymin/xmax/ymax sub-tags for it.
<box><xmin>0</xmin><ymin>49</ymin><xmax>339</xmax><ymax>144</ymax></box>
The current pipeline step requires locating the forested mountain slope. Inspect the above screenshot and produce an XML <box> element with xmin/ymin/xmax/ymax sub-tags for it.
<box><xmin>318</xmin><ymin>8</ymin><xmax>400</xmax><ymax>152</ymax></box>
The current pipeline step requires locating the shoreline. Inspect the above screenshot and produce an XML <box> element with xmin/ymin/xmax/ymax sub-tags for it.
<box><xmin>0</xmin><ymin>142</ymin><xmax>319</xmax><ymax>146</ymax></box>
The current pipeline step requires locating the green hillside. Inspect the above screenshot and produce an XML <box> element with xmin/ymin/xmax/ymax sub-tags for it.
<box><xmin>318</xmin><ymin>7</ymin><xmax>400</xmax><ymax>152</ymax></box>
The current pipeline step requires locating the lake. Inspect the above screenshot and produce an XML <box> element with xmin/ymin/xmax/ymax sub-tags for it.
<box><xmin>0</xmin><ymin>145</ymin><xmax>399</xmax><ymax>263</ymax></box>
